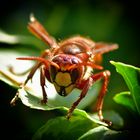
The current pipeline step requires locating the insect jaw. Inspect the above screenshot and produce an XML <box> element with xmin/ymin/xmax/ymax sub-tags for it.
<box><xmin>53</xmin><ymin>82</ymin><xmax>75</xmax><ymax>97</ymax></box>
<box><xmin>52</xmin><ymin>71</ymin><xmax>76</xmax><ymax>96</ymax></box>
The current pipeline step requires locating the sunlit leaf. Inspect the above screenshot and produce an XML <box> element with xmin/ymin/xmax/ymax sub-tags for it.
<box><xmin>113</xmin><ymin>91</ymin><xmax>137</xmax><ymax>114</ymax></box>
<box><xmin>32</xmin><ymin>116</ymin><xmax>128</xmax><ymax>140</ymax></box>
<box><xmin>111</xmin><ymin>61</ymin><xmax>140</xmax><ymax>115</ymax></box>
<box><xmin>32</xmin><ymin>116</ymin><xmax>100</xmax><ymax>140</ymax></box>
<box><xmin>78</xmin><ymin>126</ymin><xmax>128</xmax><ymax>140</ymax></box>
<box><xmin>0</xmin><ymin>30</ymin><xmax>45</xmax><ymax>50</ymax></box>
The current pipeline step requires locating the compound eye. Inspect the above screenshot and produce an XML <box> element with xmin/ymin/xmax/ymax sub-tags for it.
<box><xmin>70</xmin><ymin>68</ymin><xmax>80</xmax><ymax>83</ymax></box>
<box><xmin>50</xmin><ymin>65</ymin><xmax>58</xmax><ymax>81</ymax></box>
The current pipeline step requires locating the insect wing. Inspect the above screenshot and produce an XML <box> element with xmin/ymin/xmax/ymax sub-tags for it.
<box><xmin>92</xmin><ymin>43</ymin><xmax>118</xmax><ymax>64</ymax></box>
<box><xmin>93</xmin><ymin>43</ymin><xmax>118</xmax><ymax>55</ymax></box>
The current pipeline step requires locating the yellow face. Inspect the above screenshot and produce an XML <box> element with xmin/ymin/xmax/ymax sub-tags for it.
<box><xmin>50</xmin><ymin>65</ymin><xmax>79</xmax><ymax>96</ymax></box>
<box><xmin>55</xmin><ymin>72</ymin><xmax>71</xmax><ymax>87</ymax></box>
<box><xmin>53</xmin><ymin>72</ymin><xmax>75</xmax><ymax>96</ymax></box>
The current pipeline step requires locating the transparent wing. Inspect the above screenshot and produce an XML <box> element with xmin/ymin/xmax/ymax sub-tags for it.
<box><xmin>92</xmin><ymin>43</ymin><xmax>118</xmax><ymax>64</ymax></box>
<box><xmin>93</xmin><ymin>42</ymin><xmax>118</xmax><ymax>55</ymax></box>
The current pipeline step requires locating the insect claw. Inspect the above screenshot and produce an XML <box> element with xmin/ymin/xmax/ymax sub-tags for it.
<box><xmin>98</xmin><ymin>109</ymin><xmax>112</xmax><ymax>126</ymax></box>
<box><xmin>102</xmin><ymin>119</ymin><xmax>112</xmax><ymax>126</ymax></box>
<box><xmin>40</xmin><ymin>98</ymin><xmax>47</xmax><ymax>104</ymax></box>
<box><xmin>66</xmin><ymin>112</ymin><xmax>72</xmax><ymax>120</ymax></box>
<box><xmin>10</xmin><ymin>92</ymin><xmax>19</xmax><ymax>106</ymax></box>
<box><xmin>98</xmin><ymin>116</ymin><xmax>112</xmax><ymax>126</ymax></box>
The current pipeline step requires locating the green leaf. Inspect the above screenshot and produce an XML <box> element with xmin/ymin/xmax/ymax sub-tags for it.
<box><xmin>13</xmin><ymin>87</ymin><xmax>108</xmax><ymax>126</ymax></box>
<box><xmin>111</xmin><ymin>61</ymin><xmax>140</xmax><ymax>115</ymax></box>
<box><xmin>0</xmin><ymin>49</ymin><xmax>35</xmax><ymax>87</ymax></box>
<box><xmin>32</xmin><ymin>116</ymin><xmax>128</xmax><ymax>140</ymax></box>
<box><xmin>113</xmin><ymin>91</ymin><xmax>137</xmax><ymax>114</ymax></box>
<box><xmin>0</xmin><ymin>30</ymin><xmax>46</xmax><ymax>50</ymax></box>
<box><xmin>32</xmin><ymin>116</ymin><xmax>100</xmax><ymax>140</ymax></box>
<box><xmin>78</xmin><ymin>126</ymin><xmax>128</xmax><ymax>140</ymax></box>
<box><xmin>0</xmin><ymin>70</ymin><xmax>20</xmax><ymax>88</ymax></box>
<box><xmin>18</xmin><ymin>81</ymin><xmax>101</xmax><ymax>109</ymax></box>
<box><xmin>78</xmin><ymin>126</ymin><xmax>109</xmax><ymax>140</ymax></box>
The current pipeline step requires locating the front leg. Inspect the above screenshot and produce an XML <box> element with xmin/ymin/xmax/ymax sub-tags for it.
<box><xmin>91</xmin><ymin>70</ymin><xmax>111</xmax><ymax>125</ymax></box>
<box><xmin>74</xmin><ymin>70</ymin><xmax>111</xmax><ymax>125</ymax></box>
<box><xmin>40</xmin><ymin>66</ymin><xmax>48</xmax><ymax>104</ymax></box>
<box><xmin>10</xmin><ymin>49</ymin><xmax>51</xmax><ymax>105</ymax></box>
<box><xmin>66</xmin><ymin>77</ymin><xmax>93</xmax><ymax>119</ymax></box>
<box><xmin>10</xmin><ymin>63</ymin><xmax>42</xmax><ymax>106</ymax></box>
<box><xmin>10</xmin><ymin>65</ymin><xmax>48</xmax><ymax>106</ymax></box>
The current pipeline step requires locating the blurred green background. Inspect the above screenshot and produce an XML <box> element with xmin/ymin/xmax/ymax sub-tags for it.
<box><xmin>0</xmin><ymin>0</ymin><xmax>139</xmax><ymax>139</ymax></box>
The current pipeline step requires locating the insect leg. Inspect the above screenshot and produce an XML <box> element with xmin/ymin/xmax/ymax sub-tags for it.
<box><xmin>91</xmin><ymin>70</ymin><xmax>111</xmax><ymax>125</ymax></box>
<box><xmin>8</xmin><ymin>65</ymin><xmax>32</xmax><ymax>76</ymax></box>
<box><xmin>10</xmin><ymin>62</ymin><xmax>41</xmax><ymax>106</ymax></box>
<box><xmin>40</xmin><ymin>66</ymin><xmax>47</xmax><ymax>104</ymax></box>
<box><xmin>24</xmin><ymin>62</ymin><xmax>42</xmax><ymax>85</ymax></box>
<box><xmin>66</xmin><ymin>77</ymin><xmax>93</xmax><ymax>119</ymax></box>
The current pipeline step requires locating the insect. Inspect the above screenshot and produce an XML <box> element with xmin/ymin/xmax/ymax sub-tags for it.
<box><xmin>11</xmin><ymin>15</ymin><xmax>118</xmax><ymax>125</ymax></box>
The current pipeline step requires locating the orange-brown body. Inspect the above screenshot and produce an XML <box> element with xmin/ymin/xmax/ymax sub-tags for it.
<box><xmin>12</xmin><ymin>15</ymin><xmax>118</xmax><ymax>125</ymax></box>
